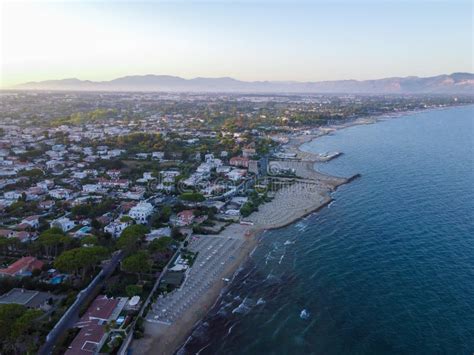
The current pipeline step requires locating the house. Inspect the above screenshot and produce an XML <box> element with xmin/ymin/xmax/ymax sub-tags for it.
<box><xmin>106</xmin><ymin>170</ymin><xmax>121</xmax><ymax>179</ymax></box>
<box><xmin>160</xmin><ymin>170</ymin><xmax>180</xmax><ymax>183</ymax></box>
<box><xmin>104</xmin><ymin>220</ymin><xmax>130</xmax><ymax>238</ymax></box>
<box><xmin>226</xmin><ymin>169</ymin><xmax>247</xmax><ymax>181</ymax></box>
<box><xmin>242</xmin><ymin>148</ymin><xmax>256</xmax><ymax>158</ymax></box>
<box><xmin>39</xmin><ymin>200</ymin><xmax>55</xmax><ymax>210</ymax></box>
<box><xmin>0</xmin><ymin>256</ymin><xmax>44</xmax><ymax>277</ymax></box>
<box><xmin>173</xmin><ymin>210</ymin><xmax>195</xmax><ymax>226</ymax></box>
<box><xmin>107</xmin><ymin>149</ymin><xmax>124</xmax><ymax>158</ymax></box>
<box><xmin>82</xmin><ymin>184</ymin><xmax>101</xmax><ymax>193</ymax></box>
<box><xmin>0</xmin><ymin>288</ymin><xmax>58</xmax><ymax>311</ymax></box>
<box><xmin>72</xmin><ymin>171</ymin><xmax>88</xmax><ymax>179</ymax></box>
<box><xmin>229</xmin><ymin>156</ymin><xmax>249</xmax><ymax>168</ymax></box>
<box><xmin>66</xmin><ymin>295</ymin><xmax>127</xmax><ymax>355</ymax></box>
<box><xmin>136</xmin><ymin>172</ymin><xmax>154</xmax><ymax>183</ymax></box>
<box><xmin>129</xmin><ymin>202</ymin><xmax>154</xmax><ymax>224</ymax></box>
<box><xmin>136</xmin><ymin>153</ymin><xmax>149</xmax><ymax>160</ymax></box>
<box><xmin>0</xmin><ymin>229</ymin><xmax>15</xmax><ymax>238</ymax></box>
<box><xmin>98</xmin><ymin>179</ymin><xmax>130</xmax><ymax>189</ymax></box>
<box><xmin>65</xmin><ymin>322</ymin><xmax>106</xmax><ymax>355</ymax></box>
<box><xmin>50</xmin><ymin>217</ymin><xmax>75</xmax><ymax>232</ymax></box>
<box><xmin>37</xmin><ymin>179</ymin><xmax>54</xmax><ymax>190</ymax></box>
<box><xmin>12</xmin><ymin>231</ymin><xmax>32</xmax><ymax>243</ymax></box>
<box><xmin>152</xmin><ymin>151</ymin><xmax>165</xmax><ymax>160</ymax></box>
<box><xmin>76</xmin><ymin>295</ymin><xmax>123</xmax><ymax>326</ymax></box>
<box><xmin>216</xmin><ymin>165</ymin><xmax>232</xmax><ymax>174</ymax></box>
<box><xmin>4</xmin><ymin>190</ymin><xmax>22</xmax><ymax>200</ymax></box>
<box><xmin>121</xmin><ymin>188</ymin><xmax>145</xmax><ymax>200</ymax></box>
<box><xmin>49</xmin><ymin>188</ymin><xmax>72</xmax><ymax>200</ymax></box>
<box><xmin>21</xmin><ymin>215</ymin><xmax>40</xmax><ymax>229</ymax></box>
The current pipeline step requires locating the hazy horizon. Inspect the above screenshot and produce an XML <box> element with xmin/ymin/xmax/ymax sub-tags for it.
<box><xmin>1</xmin><ymin>0</ymin><xmax>473</xmax><ymax>88</ymax></box>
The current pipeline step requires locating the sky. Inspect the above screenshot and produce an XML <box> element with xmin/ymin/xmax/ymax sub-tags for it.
<box><xmin>0</xmin><ymin>0</ymin><xmax>472</xmax><ymax>88</ymax></box>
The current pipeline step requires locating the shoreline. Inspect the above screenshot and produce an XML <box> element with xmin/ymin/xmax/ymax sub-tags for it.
<box><xmin>130</xmin><ymin>105</ymin><xmax>458</xmax><ymax>355</ymax></box>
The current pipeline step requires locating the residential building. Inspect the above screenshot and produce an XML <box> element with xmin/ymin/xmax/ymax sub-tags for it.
<box><xmin>129</xmin><ymin>202</ymin><xmax>154</xmax><ymax>224</ymax></box>
<box><xmin>229</xmin><ymin>156</ymin><xmax>249</xmax><ymax>168</ymax></box>
<box><xmin>50</xmin><ymin>217</ymin><xmax>75</xmax><ymax>232</ymax></box>
<box><xmin>0</xmin><ymin>256</ymin><xmax>44</xmax><ymax>277</ymax></box>
<box><xmin>0</xmin><ymin>288</ymin><xmax>58</xmax><ymax>311</ymax></box>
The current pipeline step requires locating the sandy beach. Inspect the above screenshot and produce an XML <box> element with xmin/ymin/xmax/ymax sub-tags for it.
<box><xmin>130</xmin><ymin>124</ymin><xmax>360</xmax><ymax>355</ymax></box>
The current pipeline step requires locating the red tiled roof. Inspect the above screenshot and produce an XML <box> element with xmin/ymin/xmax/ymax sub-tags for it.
<box><xmin>79</xmin><ymin>295</ymin><xmax>119</xmax><ymax>323</ymax></box>
<box><xmin>14</xmin><ymin>231</ymin><xmax>31</xmax><ymax>242</ymax></box>
<box><xmin>16</xmin><ymin>223</ymin><xmax>30</xmax><ymax>231</ymax></box>
<box><xmin>0</xmin><ymin>256</ymin><xmax>44</xmax><ymax>276</ymax></box>
<box><xmin>0</xmin><ymin>229</ymin><xmax>14</xmax><ymax>237</ymax></box>
<box><xmin>65</xmin><ymin>322</ymin><xmax>105</xmax><ymax>355</ymax></box>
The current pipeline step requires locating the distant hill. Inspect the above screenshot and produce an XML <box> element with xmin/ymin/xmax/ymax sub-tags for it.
<box><xmin>14</xmin><ymin>73</ymin><xmax>474</xmax><ymax>94</ymax></box>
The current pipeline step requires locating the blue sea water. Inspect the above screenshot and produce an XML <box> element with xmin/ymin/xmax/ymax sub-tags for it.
<box><xmin>179</xmin><ymin>106</ymin><xmax>474</xmax><ymax>355</ymax></box>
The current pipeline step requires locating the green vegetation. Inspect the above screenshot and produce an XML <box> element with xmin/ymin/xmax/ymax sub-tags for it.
<box><xmin>179</xmin><ymin>192</ymin><xmax>205</xmax><ymax>202</ymax></box>
<box><xmin>54</xmin><ymin>246</ymin><xmax>109</xmax><ymax>279</ymax></box>
<box><xmin>121</xmin><ymin>251</ymin><xmax>151</xmax><ymax>281</ymax></box>
<box><xmin>240</xmin><ymin>191</ymin><xmax>269</xmax><ymax>217</ymax></box>
<box><xmin>5</xmin><ymin>200</ymin><xmax>39</xmax><ymax>218</ymax></box>
<box><xmin>103</xmin><ymin>132</ymin><xmax>165</xmax><ymax>153</ymax></box>
<box><xmin>116</xmin><ymin>224</ymin><xmax>149</xmax><ymax>254</ymax></box>
<box><xmin>150</xmin><ymin>205</ymin><xmax>172</xmax><ymax>227</ymax></box>
<box><xmin>37</xmin><ymin>228</ymin><xmax>73</xmax><ymax>258</ymax></box>
<box><xmin>18</xmin><ymin>168</ymin><xmax>45</xmax><ymax>179</ymax></box>
<box><xmin>148</xmin><ymin>237</ymin><xmax>175</xmax><ymax>253</ymax></box>
<box><xmin>71</xmin><ymin>199</ymin><xmax>115</xmax><ymax>219</ymax></box>
<box><xmin>80</xmin><ymin>235</ymin><xmax>99</xmax><ymax>246</ymax></box>
<box><xmin>0</xmin><ymin>304</ymin><xmax>43</xmax><ymax>354</ymax></box>
<box><xmin>125</xmin><ymin>284</ymin><xmax>142</xmax><ymax>297</ymax></box>
<box><xmin>50</xmin><ymin>108</ymin><xmax>117</xmax><ymax>126</ymax></box>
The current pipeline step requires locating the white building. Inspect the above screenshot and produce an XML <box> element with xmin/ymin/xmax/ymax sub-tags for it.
<box><xmin>4</xmin><ymin>190</ymin><xmax>22</xmax><ymax>201</ymax></box>
<box><xmin>49</xmin><ymin>188</ymin><xmax>72</xmax><ymax>200</ymax></box>
<box><xmin>104</xmin><ymin>220</ymin><xmax>130</xmax><ymax>238</ymax></box>
<box><xmin>128</xmin><ymin>202</ymin><xmax>154</xmax><ymax>224</ymax></box>
<box><xmin>50</xmin><ymin>217</ymin><xmax>75</xmax><ymax>232</ymax></box>
<box><xmin>152</xmin><ymin>151</ymin><xmax>165</xmax><ymax>160</ymax></box>
<box><xmin>82</xmin><ymin>184</ymin><xmax>101</xmax><ymax>193</ymax></box>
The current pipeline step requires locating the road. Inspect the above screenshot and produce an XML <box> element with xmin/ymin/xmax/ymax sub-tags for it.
<box><xmin>38</xmin><ymin>250</ymin><xmax>124</xmax><ymax>355</ymax></box>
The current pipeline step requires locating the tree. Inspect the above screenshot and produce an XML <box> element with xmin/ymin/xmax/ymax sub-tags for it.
<box><xmin>0</xmin><ymin>304</ymin><xmax>42</xmax><ymax>354</ymax></box>
<box><xmin>54</xmin><ymin>246</ymin><xmax>109</xmax><ymax>279</ymax></box>
<box><xmin>91</xmin><ymin>219</ymin><xmax>102</xmax><ymax>230</ymax></box>
<box><xmin>38</xmin><ymin>227</ymin><xmax>67</xmax><ymax>258</ymax></box>
<box><xmin>125</xmin><ymin>284</ymin><xmax>142</xmax><ymax>297</ymax></box>
<box><xmin>116</xmin><ymin>225</ymin><xmax>148</xmax><ymax>254</ymax></box>
<box><xmin>159</xmin><ymin>205</ymin><xmax>172</xmax><ymax>223</ymax></box>
<box><xmin>122</xmin><ymin>251</ymin><xmax>151</xmax><ymax>281</ymax></box>
<box><xmin>148</xmin><ymin>237</ymin><xmax>174</xmax><ymax>253</ymax></box>
<box><xmin>179</xmin><ymin>192</ymin><xmax>205</xmax><ymax>202</ymax></box>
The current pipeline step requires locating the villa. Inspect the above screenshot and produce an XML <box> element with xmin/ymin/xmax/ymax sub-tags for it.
<box><xmin>129</xmin><ymin>202</ymin><xmax>154</xmax><ymax>224</ymax></box>
<box><xmin>0</xmin><ymin>256</ymin><xmax>44</xmax><ymax>277</ymax></box>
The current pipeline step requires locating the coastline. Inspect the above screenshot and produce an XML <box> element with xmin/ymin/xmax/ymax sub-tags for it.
<box><xmin>132</xmin><ymin>156</ymin><xmax>353</xmax><ymax>355</ymax></box>
<box><xmin>130</xmin><ymin>105</ymin><xmax>462</xmax><ymax>355</ymax></box>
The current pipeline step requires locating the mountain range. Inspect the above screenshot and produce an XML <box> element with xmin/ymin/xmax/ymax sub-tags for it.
<box><xmin>13</xmin><ymin>73</ymin><xmax>474</xmax><ymax>94</ymax></box>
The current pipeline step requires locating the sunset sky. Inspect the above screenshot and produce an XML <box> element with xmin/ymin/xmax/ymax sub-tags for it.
<box><xmin>1</xmin><ymin>0</ymin><xmax>472</xmax><ymax>88</ymax></box>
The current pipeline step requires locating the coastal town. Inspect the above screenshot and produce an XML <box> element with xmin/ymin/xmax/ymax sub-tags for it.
<box><xmin>0</xmin><ymin>91</ymin><xmax>471</xmax><ymax>355</ymax></box>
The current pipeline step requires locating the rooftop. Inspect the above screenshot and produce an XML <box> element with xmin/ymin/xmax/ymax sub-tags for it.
<box><xmin>0</xmin><ymin>288</ymin><xmax>54</xmax><ymax>308</ymax></box>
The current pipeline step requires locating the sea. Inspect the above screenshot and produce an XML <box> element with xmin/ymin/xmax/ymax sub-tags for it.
<box><xmin>178</xmin><ymin>105</ymin><xmax>474</xmax><ymax>355</ymax></box>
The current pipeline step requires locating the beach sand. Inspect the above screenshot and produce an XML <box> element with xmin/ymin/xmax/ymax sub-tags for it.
<box><xmin>131</xmin><ymin>132</ymin><xmax>353</xmax><ymax>355</ymax></box>
<box><xmin>131</xmin><ymin>225</ymin><xmax>258</xmax><ymax>355</ymax></box>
